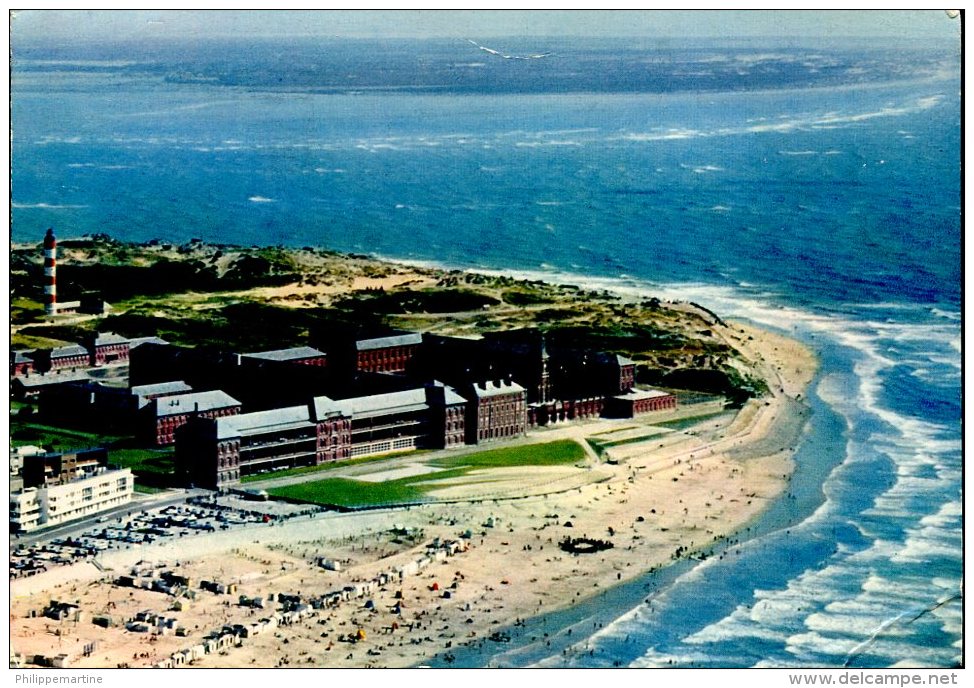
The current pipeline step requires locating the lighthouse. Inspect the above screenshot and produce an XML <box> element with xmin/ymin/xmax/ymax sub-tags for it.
<box><xmin>43</xmin><ymin>228</ymin><xmax>57</xmax><ymax>315</ymax></box>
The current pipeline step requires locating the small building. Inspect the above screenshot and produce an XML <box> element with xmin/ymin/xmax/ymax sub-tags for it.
<box><xmin>128</xmin><ymin>336</ymin><xmax>170</xmax><ymax>351</ymax></box>
<box><xmin>10</xmin><ymin>350</ymin><xmax>35</xmax><ymax>377</ymax></box>
<box><xmin>143</xmin><ymin>390</ymin><xmax>242</xmax><ymax>446</ymax></box>
<box><xmin>11</xmin><ymin>370</ymin><xmax>95</xmax><ymax>400</ymax></box>
<box><xmin>39</xmin><ymin>380</ymin><xmax>194</xmax><ymax>434</ymax></box>
<box><xmin>354</xmin><ymin>333</ymin><xmax>422</xmax><ymax>373</ymax></box>
<box><xmin>130</xmin><ymin>381</ymin><xmax>194</xmax><ymax>409</ymax></box>
<box><xmin>33</xmin><ymin>344</ymin><xmax>89</xmax><ymax>372</ymax></box>
<box><xmin>86</xmin><ymin>332</ymin><xmax>131</xmax><ymax>366</ymax></box>
<box><xmin>240</xmin><ymin>346</ymin><xmax>327</xmax><ymax>368</ymax></box>
<box><xmin>78</xmin><ymin>294</ymin><xmax>111</xmax><ymax>316</ymax></box>
<box><xmin>608</xmin><ymin>388</ymin><xmax>677</xmax><ymax>417</ymax></box>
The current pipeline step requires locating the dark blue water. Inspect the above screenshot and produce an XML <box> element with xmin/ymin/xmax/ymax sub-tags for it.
<box><xmin>11</xmin><ymin>37</ymin><xmax>961</xmax><ymax>668</ymax></box>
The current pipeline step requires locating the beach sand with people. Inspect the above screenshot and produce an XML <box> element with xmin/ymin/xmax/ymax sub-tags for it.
<box><xmin>9</xmin><ymin>318</ymin><xmax>816</xmax><ymax>669</ymax></box>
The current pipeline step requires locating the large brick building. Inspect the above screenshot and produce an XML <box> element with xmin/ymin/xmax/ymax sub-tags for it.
<box><xmin>353</xmin><ymin>333</ymin><xmax>422</xmax><ymax>373</ymax></box>
<box><xmin>175</xmin><ymin>384</ymin><xmax>466</xmax><ymax>488</ymax></box>
<box><xmin>177</xmin><ymin>405</ymin><xmax>326</xmax><ymax>488</ymax></box>
<box><xmin>342</xmin><ymin>385</ymin><xmax>467</xmax><ymax>457</ymax></box>
<box><xmin>466</xmin><ymin>380</ymin><xmax>527</xmax><ymax>444</ymax></box>
<box><xmin>143</xmin><ymin>390</ymin><xmax>242</xmax><ymax>446</ymax></box>
<box><xmin>240</xmin><ymin>346</ymin><xmax>328</xmax><ymax>368</ymax></box>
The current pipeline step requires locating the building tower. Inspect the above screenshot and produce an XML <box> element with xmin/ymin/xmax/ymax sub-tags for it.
<box><xmin>43</xmin><ymin>228</ymin><xmax>57</xmax><ymax>315</ymax></box>
<box><xmin>538</xmin><ymin>336</ymin><xmax>551</xmax><ymax>404</ymax></box>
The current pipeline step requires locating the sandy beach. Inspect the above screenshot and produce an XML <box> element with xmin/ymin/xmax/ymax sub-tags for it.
<box><xmin>9</xmin><ymin>316</ymin><xmax>817</xmax><ymax>669</ymax></box>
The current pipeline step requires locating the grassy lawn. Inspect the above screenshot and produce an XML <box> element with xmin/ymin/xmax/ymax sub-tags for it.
<box><xmin>133</xmin><ymin>483</ymin><xmax>171</xmax><ymax>494</ymax></box>
<box><xmin>241</xmin><ymin>449</ymin><xmax>431</xmax><ymax>484</ymax></box>
<box><xmin>10</xmin><ymin>422</ymin><xmax>123</xmax><ymax>451</ymax></box>
<box><xmin>108</xmin><ymin>447</ymin><xmax>176</xmax><ymax>477</ymax></box>
<box><xmin>269</xmin><ymin>440</ymin><xmax>587</xmax><ymax>508</ymax></box>
<box><xmin>431</xmin><ymin>439</ymin><xmax>586</xmax><ymax>469</ymax></box>
<box><xmin>268</xmin><ymin>477</ymin><xmax>426</xmax><ymax>508</ymax></box>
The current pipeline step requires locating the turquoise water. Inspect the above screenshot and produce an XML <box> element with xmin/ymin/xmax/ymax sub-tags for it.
<box><xmin>11</xmin><ymin>37</ymin><xmax>961</xmax><ymax>667</ymax></box>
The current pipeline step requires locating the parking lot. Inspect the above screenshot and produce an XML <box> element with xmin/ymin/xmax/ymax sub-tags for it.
<box><xmin>10</xmin><ymin>494</ymin><xmax>324</xmax><ymax>580</ymax></box>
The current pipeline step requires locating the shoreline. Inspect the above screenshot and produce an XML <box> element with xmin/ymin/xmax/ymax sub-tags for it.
<box><xmin>9</xmin><ymin>312</ymin><xmax>819</xmax><ymax>669</ymax></box>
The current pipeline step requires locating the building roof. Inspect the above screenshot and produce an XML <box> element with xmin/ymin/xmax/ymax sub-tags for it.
<box><xmin>131</xmin><ymin>381</ymin><xmax>193</xmax><ymax>398</ymax></box>
<box><xmin>11</xmin><ymin>350</ymin><xmax>34</xmax><ymax>364</ymax></box>
<box><xmin>215</xmin><ymin>406</ymin><xmax>312</xmax><ymax>440</ymax></box>
<box><xmin>355</xmin><ymin>333</ymin><xmax>422</xmax><ymax>351</ymax></box>
<box><xmin>340</xmin><ymin>388</ymin><xmax>429</xmax><ymax>419</ymax></box>
<box><xmin>152</xmin><ymin>390</ymin><xmax>241</xmax><ymax>418</ymax></box>
<box><xmin>614</xmin><ymin>388</ymin><xmax>673</xmax><ymax>401</ymax></box>
<box><xmin>241</xmin><ymin>346</ymin><xmax>326</xmax><ymax>362</ymax></box>
<box><xmin>10</xmin><ymin>445</ymin><xmax>45</xmax><ymax>458</ymax></box>
<box><xmin>470</xmin><ymin>380</ymin><xmax>526</xmax><ymax>399</ymax></box>
<box><xmin>615</xmin><ymin>354</ymin><xmax>636</xmax><ymax>367</ymax></box>
<box><xmin>49</xmin><ymin>344</ymin><xmax>89</xmax><ymax>358</ymax></box>
<box><xmin>435</xmin><ymin>387</ymin><xmax>468</xmax><ymax>406</ymax></box>
<box><xmin>311</xmin><ymin>396</ymin><xmax>348</xmax><ymax>421</ymax></box>
<box><xmin>92</xmin><ymin>332</ymin><xmax>130</xmax><ymax>347</ymax></box>
<box><xmin>129</xmin><ymin>336</ymin><xmax>170</xmax><ymax>349</ymax></box>
<box><xmin>12</xmin><ymin>371</ymin><xmax>93</xmax><ymax>389</ymax></box>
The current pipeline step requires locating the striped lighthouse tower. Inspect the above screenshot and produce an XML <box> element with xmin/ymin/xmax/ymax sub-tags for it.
<box><xmin>43</xmin><ymin>228</ymin><xmax>57</xmax><ymax>315</ymax></box>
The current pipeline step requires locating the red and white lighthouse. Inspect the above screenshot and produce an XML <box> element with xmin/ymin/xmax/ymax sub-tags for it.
<box><xmin>43</xmin><ymin>228</ymin><xmax>57</xmax><ymax>315</ymax></box>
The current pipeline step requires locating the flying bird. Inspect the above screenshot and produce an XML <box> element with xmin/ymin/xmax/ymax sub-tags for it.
<box><xmin>466</xmin><ymin>39</ymin><xmax>553</xmax><ymax>60</ymax></box>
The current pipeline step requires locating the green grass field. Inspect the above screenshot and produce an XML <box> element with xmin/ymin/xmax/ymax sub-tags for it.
<box><xmin>9</xmin><ymin>422</ymin><xmax>122</xmax><ymax>451</ymax></box>
<box><xmin>108</xmin><ymin>447</ymin><xmax>176</xmax><ymax>476</ymax></box>
<box><xmin>268</xmin><ymin>439</ymin><xmax>587</xmax><ymax>508</ymax></box>
<box><xmin>268</xmin><ymin>477</ymin><xmax>426</xmax><ymax>508</ymax></box>
<box><xmin>431</xmin><ymin>439</ymin><xmax>586</xmax><ymax>469</ymax></box>
<box><xmin>240</xmin><ymin>449</ymin><xmax>431</xmax><ymax>483</ymax></box>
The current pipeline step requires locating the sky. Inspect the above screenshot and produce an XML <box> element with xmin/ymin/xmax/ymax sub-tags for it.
<box><xmin>9</xmin><ymin>9</ymin><xmax>962</xmax><ymax>43</ymax></box>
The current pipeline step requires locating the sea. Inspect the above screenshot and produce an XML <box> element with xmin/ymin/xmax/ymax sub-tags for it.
<box><xmin>10</xmin><ymin>35</ymin><xmax>962</xmax><ymax>668</ymax></box>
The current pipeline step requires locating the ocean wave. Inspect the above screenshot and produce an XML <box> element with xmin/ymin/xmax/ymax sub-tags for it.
<box><xmin>12</xmin><ymin>202</ymin><xmax>88</xmax><ymax>209</ymax></box>
<box><xmin>36</xmin><ymin>135</ymin><xmax>82</xmax><ymax>145</ymax></box>
<box><xmin>343</xmin><ymin>255</ymin><xmax>960</xmax><ymax>669</ymax></box>
<box><xmin>618</xmin><ymin>94</ymin><xmax>947</xmax><ymax>144</ymax></box>
<box><xmin>248</xmin><ymin>195</ymin><xmax>275</xmax><ymax>203</ymax></box>
<box><xmin>515</xmin><ymin>140</ymin><xmax>582</xmax><ymax>147</ymax></box>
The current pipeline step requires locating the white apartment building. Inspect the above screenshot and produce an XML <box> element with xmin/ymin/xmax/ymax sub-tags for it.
<box><xmin>10</xmin><ymin>467</ymin><xmax>133</xmax><ymax>533</ymax></box>
<box><xmin>10</xmin><ymin>488</ymin><xmax>42</xmax><ymax>532</ymax></box>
